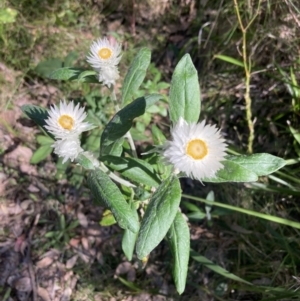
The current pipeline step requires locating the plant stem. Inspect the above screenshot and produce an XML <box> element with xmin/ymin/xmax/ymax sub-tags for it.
<box><xmin>99</xmin><ymin>162</ymin><xmax>136</xmax><ymax>187</ymax></box>
<box><xmin>233</xmin><ymin>0</ymin><xmax>260</xmax><ymax>154</ymax></box>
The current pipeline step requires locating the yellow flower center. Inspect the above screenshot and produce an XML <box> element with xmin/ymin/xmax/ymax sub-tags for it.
<box><xmin>98</xmin><ymin>47</ymin><xmax>112</xmax><ymax>60</ymax></box>
<box><xmin>186</xmin><ymin>139</ymin><xmax>208</xmax><ymax>160</ymax></box>
<box><xmin>58</xmin><ymin>115</ymin><xmax>74</xmax><ymax>130</ymax></box>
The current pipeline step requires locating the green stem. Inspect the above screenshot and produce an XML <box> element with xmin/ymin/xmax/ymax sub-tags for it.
<box><xmin>99</xmin><ymin>162</ymin><xmax>136</xmax><ymax>188</ymax></box>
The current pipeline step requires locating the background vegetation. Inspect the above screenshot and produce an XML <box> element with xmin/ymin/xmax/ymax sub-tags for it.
<box><xmin>1</xmin><ymin>0</ymin><xmax>300</xmax><ymax>300</ymax></box>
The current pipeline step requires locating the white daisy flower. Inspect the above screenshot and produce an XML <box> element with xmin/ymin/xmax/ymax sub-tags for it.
<box><xmin>86</xmin><ymin>37</ymin><xmax>122</xmax><ymax>69</ymax></box>
<box><xmin>98</xmin><ymin>66</ymin><xmax>120</xmax><ymax>88</ymax></box>
<box><xmin>45</xmin><ymin>100</ymin><xmax>91</xmax><ymax>139</ymax></box>
<box><xmin>52</xmin><ymin>137</ymin><xmax>83</xmax><ymax>164</ymax></box>
<box><xmin>162</xmin><ymin>117</ymin><xmax>227</xmax><ymax>180</ymax></box>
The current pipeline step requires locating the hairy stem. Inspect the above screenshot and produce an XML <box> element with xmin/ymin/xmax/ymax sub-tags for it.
<box><xmin>233</xmin><ymin>0</ymin><xmax>261</xmax><ymax>153</ymax></box>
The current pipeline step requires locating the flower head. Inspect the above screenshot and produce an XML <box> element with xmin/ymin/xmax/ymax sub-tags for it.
<box><xmin>98</xmin><ymin>66</ymin><xmax>120</xmax><ymax>88</ymax></box>
<box><xmin>87</xmin><ymin>37</ymin><xmax>122</xmax><ymax>70</ymax></box>
<box><xmin>45</xmin><ymin>100</ymin><xmax>91</xmax><ymax>139</ymax></box>
<box><xmin>52</xmin><ymin>137</ymin><xmax>83</xmax><ymax>164</ymax></box>
<box><xmin>162</xmin><ymin>117</ymin><xmax>227</xmax><ymax>180</ymax></box>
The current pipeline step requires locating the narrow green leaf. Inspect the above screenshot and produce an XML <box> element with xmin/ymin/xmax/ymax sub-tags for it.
<box><xmin>191</xmin><ymin>252</ymin><xmax>251</xmax><ymax>285</ymax></box>
<box><xmin>169</xmin><ymin>54</ymin><xmax>200</xmax><ymax>123</ymax></box>
<box><xmin>167</xmin><ymin>212</ymin><xmax>190</xmax><ymax>294</ymax></box>
<box><xmin>100</xmin><ymin>94</ymin><xmax>162</xmax><ymax>156</ymax></box>
<box><xmin>152</xmin><ymin>125</ymin><xmax>166</xmax><ymax>145</ymax></box>
<box><xmin>290</xmin><ymin>67</ymin><xmax>300</xmax><ymax>98</ymax></box>
<box><xmin>288</xmin><ymin>122</ymin><xmax>300</xmax><ymax>145</ymax></box>
<box><xmin>117</xmin><ymin>277</ymin><xmax>142</xmax><ymax>292</ymax></box>
<box><xmin>103</xmin><ymin>155</ymin><xmax>161</xmax><ymax>188</ymax></box>
<box><xmin>88</xmin><ymin>169</ymin><xmax>139</xmax><ymax>233</ymax></box>
<box><xmin>136</xmin><ymin>175</ymin><xmax>181</xmax><ymax>259</ymax></box>
<box><xmin>60</xmin><ymin>214</ymin><xmax>66</xmax><ymax>230</ymax></box>
<box><xmin>204</xmin><ymin>160</ymin><xmax>258</xmax><ymax>183</ymax></box>
<box><xmin>77</xmin><ymin>70</ymin><xmax>98</xmax><ymax>82</ymax></box>
<box><xmin>182</xmin><ymin>201</ymin><xmax>203</xmax><ymax>212</ymax></box>
<box><xmin>49</xmin><ymin>67</ymin><xmax>82</xmax><ymax>80</ymax></box>
<box><xmin>121</xmin><ymin>48</ymin><xmax>151</xmax><ymax>106</ymax></box>
<box><xmin>183</xmin><ymin>194</ymin><xmax>300</xmax><ymax>230</ymax></box>
<box><xmin>30</xmin><ymin>145</ymin><xmax>53</xmax><ymax>164</ymax></box>
<box><xmin>228</xmin><ymin>154</ymin><xmax>286</xmax><ymax>176</ymax></box>
<box><xmin>214</xmin><ymin>54</ymin><xmax>244</xmax><ymax>67</ymax></box>
<box><xmin>122</xmin><ymin>229</ymin><xmax>138</xmax><ymax>261</ymax></box>
<box><xmin>36</xmin><ymin>135</ymin><xmax>54</xmax><ymax>145</ymax></box>
<box><xmin>122</xmin><ymin>203</ymin><xmax>139</xmax><ymax>261</ymax></box>
<box><xmin>187</xmin><ymin>211</ymin><xmax>206</xmax><ymax>220</ymax></box>
<box><xmin>21</xmin><ymin>105</ymin><xmax>49</xmax><ymax>129</ymax></box>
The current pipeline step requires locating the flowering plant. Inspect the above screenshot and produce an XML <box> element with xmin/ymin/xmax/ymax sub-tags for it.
<box><xmin>22</xmin><ymin>38</ymin><xmax>286</xmax><ymax>294</ymax></box>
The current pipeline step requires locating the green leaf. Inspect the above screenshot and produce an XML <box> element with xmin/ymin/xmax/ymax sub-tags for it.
<box><xmin>122</xmin><ymin>203</ymin><xmax>139</xmax><ymax>261</ymax></box>
<box><xmin>35</xmin><ymin>58</ymin><xmax>63</xmax><ymax>78</ymax></box>
<box><xmin>103</xmin><ymin>156</ymin><xmax>161</xmax><ymax>188</ymax></box>
<box><xmin>183</xmin><ymin>193</ymin><xmax>300</xmax><ymax>230</ymax></box>
<box><xmin>167</xmin><ymin>212</ymin><xmax>190</xmax><ymax>294</ymax></box>
<box><xmin>227</xmin><ymin>154</ymin><xmax>286</xmax><ymax>176</ymax></box>
<box><xmin>214</xmin><ymin>54</ymin><xmax>244</xmax><ymax>67</ymax></box>
<box><xmin>191</xmin><ymin>252</ymin><xmax>251</xmax><ymax>285</ymax></box>
<box><xmin>21</xmin><ymin>105</ymin><xmax>49</xmax><ymax>129</ymax></box>
<box><xmin>288</xmin><ymin>122</ymin><xmax>300</xmax><ymax>145</ymax></box>
<box><xmin>117</xmin><ymin>277</ymin><xmax>142</xmax><ymax>292</ymax></box>
<box><xmin>152</xmin><ymin>125</ymin><xmax>166</xmax><ymax>145</ymax></box>
<box><xmin>204</xmin><ymin>160</ymin><xmax>258</xmax><ymax>183</ymax></box>
<box><xmin>49</xmin><ymin>67</ymin><xmax>82</xmax><ymax>80</ymax></box>
<box><xmin>122</xmin><ymin>229</ymin><xmax>138</xmax><ymax>261</ymax></box>
<box><xmin>36</xmin><ymin>135</ymin><xmax>54</xmax><ymax>145</ymax></box>
<box><xmin>205</xmin><ymin>154</ymin><xmax>286</xmax><ymax>182</ymax></box>
<box><xmin>84</xmin><ymin>129</ymin><xmax>101</xmax><ymax>153</ymax></box>
<box><xmin>182</xmin><ymin>201</ymin><xmax>206</xmax><ymax>220</ymax></box>
<box><xmin>169</xmin><ymin>54</ymin><xmax>200</xmax><ymax>124</ymax></box>
<box><xmin>30</xmin><ymin>145</ymin><xmax>53</xmax><ymax>164</ymax></box>
<box><xmin>64</xmin><ymin>51</ymin><xmax>78</xmax><ymax>67</ymax></box>
<box><xmin>87</xmin><ymin>169</ymin><xmax>139</xmax><ymax>233</ymax></box>
<box><xmin>136</xmin><ymin>175</ymin><xmax>181</xmax><ymax>259</ymax></box>
<box><xmin>108</xmin><ymin>138</ymin><xmax>124</xmax><ymax>156</ymax></box>
<box><xmin>100</xmin><ymin>210</ymin><xmax>117</xmax><ymax>226</ymax></box>
<box><xmin>0</xmin><ymin>8</ymin><xmax>18</xmax><ymax>24</ymax></box>
<box><xmin>76</xmin><ymin>152</ymin><xmax>97</xmax><ymax>170</ymax></box>
<box><xmin>121</xmin><ymin>48</ymin><xmax>151</xmax><ymax>106</ymax></box>
<box><xmin>77</xmin><ymin>70</ymin><xmax>98</xmax><ymax>83</ymax></box>
<box><xmin>100</xmin><ymin>94</ymin><xmax>162</xmax><ymax>156</ymax></box>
